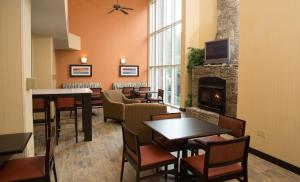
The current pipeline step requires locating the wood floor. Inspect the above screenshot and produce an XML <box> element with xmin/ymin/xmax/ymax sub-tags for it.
<box><xmin>34</xmin><ymin>109</ymin><xmax>300</xmax><ymax>182</ymax></box>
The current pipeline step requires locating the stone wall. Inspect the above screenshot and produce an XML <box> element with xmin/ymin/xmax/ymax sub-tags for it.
<box><xmin>192</xmin><ymin>64</ymin><xmax>238</xmax><ymax>117</ymax></box>
<box><xmin>216</xmin><ymin>0</ymin><xmax>240</xmax><ymax>64</ymax></box>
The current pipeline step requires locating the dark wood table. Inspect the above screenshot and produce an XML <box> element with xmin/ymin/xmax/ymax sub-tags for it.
<box><xmin>32</xmin><ymin>88</ymin><xmax>93</xmax><ymax>141</ymax></box>
<box><xmin>0</xmin><ymin>133</ymin><xmax>32</xmax><ymax>155</ymax></box>
<box><xmin>144</xmin><ymin>117</ymin><xmax>230</xmax><ymax>157</ymax></box>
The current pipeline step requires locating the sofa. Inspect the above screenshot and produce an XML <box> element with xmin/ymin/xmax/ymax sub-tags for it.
<box><xmin>112</xmin><ymin>82</ymin><xmax>147</xmax><ymax>90</ymax></box>
<box><xmin>124</xmin><ymin>103</ymin><xmax>167</xmax><ymax>144</ymax></box>
<box><xmin>102</xmin><ymin>90</ymin><xmax>140</xmax><ymax>122</ymax></box>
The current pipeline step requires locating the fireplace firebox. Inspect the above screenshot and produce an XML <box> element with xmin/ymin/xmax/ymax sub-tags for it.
<box><xmin>198</xmin><ymin>77</ymin><xmax>226</xmax><ymax>114</ymax></box>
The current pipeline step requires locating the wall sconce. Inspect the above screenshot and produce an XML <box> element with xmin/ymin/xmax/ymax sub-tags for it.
<box><xmin>120</xmin><ymin>58</ymin><xmax>126</xmax><ymax>65</ymax></box>
<box><xmin>81</xmin><ymin>57</ymin><xmax>88</xmax><ymax>64</ymax></box>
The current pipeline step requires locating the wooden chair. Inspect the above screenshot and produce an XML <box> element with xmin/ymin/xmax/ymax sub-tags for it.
<box><xmin>0</xmin><ymin>126</ymin><xmax>58</xmax><ymax>182</ymax></box>
<box><xmin>122</xmin><ymin>87</ymin><xmax>135</xmax><ymax>99</ymax></box>
<box><xmin>181</xmin><ymin>136</ymin><xmax>250</xmax><ymax>182</ymax></box>
<box><xmin>151</xmin><ymin>113</ymin><xmax>182</xmax><ymax>158</ymax></box>
<box><xmin>120</xmin><ymin>125</ymin><xmax>178</xmax><ymax>182</ymax></box>
<box><xmin>33</xmin><ymin>98</ymin><xmax>48</xmax><ymax>140</ymax></box>
<box><xmin>189</xmin><ymin>115</ymin><xmax>246</xmax><ymax>156</ymax></box>
<box><xmin>148</xmin><ymin>89</ymin><xmax>164</xmax><ymax>104</ymax></box>
<box><xmin>55</xmin><ymin>96</ymin><xmax>78</xmax><ymax>144</ymax></box>
<box><xmin>135</xmin><ymin>87</ymin><xmax>150</xmax><ymax>103</ymax></box>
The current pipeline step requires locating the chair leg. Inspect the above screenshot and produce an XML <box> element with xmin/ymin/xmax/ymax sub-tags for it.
<box><xmin>69</xmin><ymin>110</ymin><xmax>73</xmax><ymax>118</ymax></box>
<box><xmin>164</xmin><ymin>165</ymin><xmax>168</xmax><ymax>179</ymax></box>
<box><xmin>53</xmin><ymin>159</ymin><xmax>58</xmax><ymax>182</ymax></box>
<box><xmin>135</xmin><ymin>169</ymin><xmax>140</xmax><ymax>182</ymax></box>
<box><xmin>75</xmin><ymin>108</ymin><xmax>78</xmax><ymax>143</ymax></box>
<box><xmin>44</xmin><ymin>111</ymin><xmax>48</xmax><ymax>141</ymax></box>
<box><xmin>174</xmin><ymin>161</ymin><xmax>178</xmax><ymax>182</ymax></box>
<box><xmin>55</xmin><ymin>110</ymin><xmax>60</xmax><ymax>145</ymax></box>
<box><xmin>120</xmin><ymin>154</ymin><xmax>125</xmax><ymax>182</ymax></box>
<box><xmin>104</xmin><ymin>117</ymin><xmax>108</xmax><ymax>122</ymax></box>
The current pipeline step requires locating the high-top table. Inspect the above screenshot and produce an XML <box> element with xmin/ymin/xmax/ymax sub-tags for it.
<box><xmin>144</xmin><ymin>117</ymin><xmax>230</xmax><ymax>157</ymax></box>
<box><xmin>32</xmin><ymin>88</ymin><xmax>93</xmax><ymax>141</ymax></box>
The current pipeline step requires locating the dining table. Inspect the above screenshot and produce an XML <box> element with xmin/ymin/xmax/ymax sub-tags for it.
<box><xmin>144</xmin><ymin>117</ymin><xmax>230</xmax><ymax>157</ymax></box>
<box><xmin>32</xmin><ymin>88</ymin><xmax>93</xmax><ymax>141</ymax></box>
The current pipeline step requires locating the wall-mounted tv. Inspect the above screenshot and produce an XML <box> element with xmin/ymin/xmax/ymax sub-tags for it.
<box><xmin>205</xmin><ymin>39</ymin><xmax>229</xmax><ymax>64</ymax></box>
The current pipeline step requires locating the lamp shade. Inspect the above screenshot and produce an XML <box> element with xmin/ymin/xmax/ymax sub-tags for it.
<box><xmin>81</xmin><ymin>57</ymin><xmax>88</xmax><ymax>64</ymax></box>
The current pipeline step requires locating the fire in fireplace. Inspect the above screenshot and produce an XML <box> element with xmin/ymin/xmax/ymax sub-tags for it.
<box><xmin>198</xmin><ymin>77</ymin><xmax>226</xmax><ymax>114</ymax></box>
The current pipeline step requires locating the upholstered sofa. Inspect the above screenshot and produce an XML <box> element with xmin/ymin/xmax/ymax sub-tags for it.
<box><xmin>102</xmin><ymin>90</ymin><xmax>140</xmax><ymax>122</ymax></box>
<box><xmin>112</xmin><ymin>82</ymin><xmax>147</xmax><ymax>90</ymax></box>
<box><xmin>124</xmin><ymin>103</ymin><xmax>167</xmax><ymax>144</ymax></box>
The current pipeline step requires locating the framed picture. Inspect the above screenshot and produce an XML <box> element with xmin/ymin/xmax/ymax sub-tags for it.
<box><xmin>69</xmin><ymin>65</ymin><xmax>92</xmax><ymax>77</ymax></box>
<box><xmin>119</xmin><ymin>65</ymin><xmax>139</xmax><ymax>77</ymax></box>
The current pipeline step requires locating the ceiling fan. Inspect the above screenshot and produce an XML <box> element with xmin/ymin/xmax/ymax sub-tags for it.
<box><xmin>108</xmin><ymin>0</ymin><xmax>134</xmax><ymax>15</ymax></box>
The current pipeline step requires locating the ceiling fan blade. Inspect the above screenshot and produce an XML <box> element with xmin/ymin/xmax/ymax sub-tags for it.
<box><xmin>120</xmin><ymin>9</ymin><xmax>129</xmax><ymax>15</ymax></box>
<box><xmin>108</xmin><ymin>9</ymin><xmax>115</xmax><ymax>14</ymax></box>
<box><xmin>122</xmin><ymin>7</ymin><xmax>134</xmax><ymax>10</ymax></box>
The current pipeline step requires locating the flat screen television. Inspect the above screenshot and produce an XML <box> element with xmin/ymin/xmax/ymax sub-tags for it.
<box><xmin>204</xmin><ymin>39</ymin><xmax>229</xmax><ymax>64</ymax></box>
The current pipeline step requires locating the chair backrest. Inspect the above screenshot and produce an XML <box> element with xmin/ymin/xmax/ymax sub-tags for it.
<box><xmin>55</xmin><ymin>97</ymin><xmax>76</xmax><ymax>110</ymax></box>
<box><xmin>204</xmin><ymin>136</ymin><xmax>250</xmax><ymax>176</ymax></box>
<box><xmin>45</xmin><ymin>126</ymin><xmax>56</xmax><ymax>177</ymax></box>
<box><xmin>124</xmin><ymin>103</ymin><xmax>167</xmax><ymax>144</ymax></box>
<box><xmin>33</xmin><ymin>98</ymin><xmax>45</xmax><ymax>111</ymax></box>
<box><xmin>103</xmin><ymin>90</ymin><xmax>124</xmax><ymax>103</ymax></box>
<box><xmin>151</xmin><ymin>112</ymin><xmax>181</xmax><ymax>121</ymax></box>
<box><xmin>158</xmin><ymin>89</ymin><xmax>164</xmax><ymax>98</ymax></box>
<box><xmin>139</xmin><ymin>87</ymin><xmax>150</xmax><ymax>91</ymax></box>
<box><xmin>122</xmin><ymin>125</ymin><xmax>141</xmax><ymax>164</ymax></box>
<box><xmin>122</xmin><ymin>87</ymin><xmax>134</xmax><ymax>94</ymax></box>
<box><xmin>91</xmin><ymin>88</ymin><xmax>102</xmax><ymax>94</ymax></box>
<box><xmin>218</xmin><ymin>115</ymin><xmax>246</xmax><ymax>138</ymax></box>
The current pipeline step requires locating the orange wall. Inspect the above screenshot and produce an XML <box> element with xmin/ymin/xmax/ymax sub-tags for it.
<box><xmin>56</xmin><ymin>0</ymin><xmax>149</xmax><ymax>90</ymax></box>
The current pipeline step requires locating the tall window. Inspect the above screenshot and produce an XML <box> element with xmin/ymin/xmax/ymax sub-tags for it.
<box><xmin>149</xmin><ymin>0</ymin><xmax>182</xmax><ymax>107</ymax></box>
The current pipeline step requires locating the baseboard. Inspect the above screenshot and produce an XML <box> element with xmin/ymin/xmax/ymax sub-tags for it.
<box><xmin>249</xmin><ymin>147</ymin><xmax>300</xmax><ymax>175</ymax></box>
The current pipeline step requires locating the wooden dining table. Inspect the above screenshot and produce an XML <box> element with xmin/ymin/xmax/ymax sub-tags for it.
<box><xmin>32</xmin><ymin>88</ymin><xmax>93</xmax><ymax>141</ymax></box>
<box><xmin>144</xmin><ymin>117</ymin><xmax>230</xmax><ymax>157</ymax></box>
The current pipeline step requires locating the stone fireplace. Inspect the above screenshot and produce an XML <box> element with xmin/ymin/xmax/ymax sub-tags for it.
<box><xmin>186</xmin><ymin>65</ymin><xmax>238</xmax><ymax>124</ymax></box>
<box><xmin>186</xmin><ymin>0</ymin><xmax>239</xmax><ymax>124</ymax></box>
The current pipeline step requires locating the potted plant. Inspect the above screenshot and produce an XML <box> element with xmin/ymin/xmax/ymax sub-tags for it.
<box><xmin>187</xmin><ymin>47</ymin><xmax>205</xmax><ymax>73</ymax></box>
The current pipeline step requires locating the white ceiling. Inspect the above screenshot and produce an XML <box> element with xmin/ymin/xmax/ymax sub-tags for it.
<box><xmin>31</xmin><ymin>0</ymin><xmax>69</xmax><ymax>49</ymax></box>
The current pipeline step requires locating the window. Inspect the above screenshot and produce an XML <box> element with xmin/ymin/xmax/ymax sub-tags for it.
<box><xmin>149</xmin><ymin>0</ymin><xmax>182</xmax><ymax>107</ymax></box>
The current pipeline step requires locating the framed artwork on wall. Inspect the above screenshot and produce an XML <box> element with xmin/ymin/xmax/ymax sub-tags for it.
<box><xmin>119</xmin><ymin>65</ymin><xmax>139</xmax><ymax>77</ymax></box>
<box><xmin>69</xmin><ymin>65</ymin><xmax>92</xmax><ymax>77</ymax></box>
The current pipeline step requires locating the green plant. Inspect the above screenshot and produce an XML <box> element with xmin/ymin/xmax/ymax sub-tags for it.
<box><xmin>187</xmin><ymin>47</ymin><xmax>205</xmax><ymax>73</ymax></box>
<box><xmin>185</xmin><ymin>94</ymin><xmax>192</xmax><ymax>107</ymax></box>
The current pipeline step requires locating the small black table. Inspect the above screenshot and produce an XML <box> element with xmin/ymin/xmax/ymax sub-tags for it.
<box><xmin>0</xmin><ymin>133</ymin><xmax>32</xmax><ymax>155</ymax></box>
<box><xmin>144</xmin><ymin>117</ymin><xmax>230</xmax><ymax>157</ymax></box>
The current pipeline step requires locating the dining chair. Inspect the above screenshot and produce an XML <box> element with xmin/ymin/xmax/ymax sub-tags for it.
<box><xmin>33</xmin><ymin>98</ymin><xmax>48</xmax><ymax>140</ymax></box>
<box><xmin>122</xmin><ymin>87</ymin><xmax>135</xmax><ymax>99</ymax></box>
<box><xmin>120</xmin><ymin>125</ymin><xmax>178</xmax><ymax>182</ymax></box>
<box><xmin>136</xmin><ymin>87</ymin><xmax>150</xmax><ymax>102</ymax></box>
<box><xmin>0</xmin><ymin>126</ymin><xmax>58</xmax><ymax>182</ymax></box>
<box><xmin>148</xmin><ymin>89</ymin><xmax>164</xmax><ymax>104</ymax></box>
<box><xmin>181</xmin><ymin>136</ymin><xmax>250</xmax><ymax>182</ymax></box>
<box><xmin>55</xmin><ymin>96</ymin><xmax>78</xmax><ymax>144</ymax></box>
<box><xmin>151</xmin><ymin>113</ymin><xmax>182</xmax><ymax>158</ymax></box>
<box><xmin>189</xmin><ymin>115</ymin><xmax>246</xmax><ymax>156</ymax></box>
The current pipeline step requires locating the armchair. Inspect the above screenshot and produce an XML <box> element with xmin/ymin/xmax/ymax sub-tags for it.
<box><xmin>102</xmin><ymin>90</ymin><xmax>140</xmax><ymax>122</ymax></box>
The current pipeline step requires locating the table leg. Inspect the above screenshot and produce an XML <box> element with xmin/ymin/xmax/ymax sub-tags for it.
<box><xmin>82</xmin><ymin>93</ymin><xmax>92</xmax><ymax>141</ymax></box>
<box><xmin>182</xmin><ymin>139</ymin><xmax>188</xmax><ymax>158</ymax></box>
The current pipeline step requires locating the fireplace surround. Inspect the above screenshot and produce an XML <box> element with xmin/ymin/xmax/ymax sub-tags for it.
<box><xmin>198</xmin><ymin>77</ymin><xmax>226</xmax><ymax>114</ymax></box>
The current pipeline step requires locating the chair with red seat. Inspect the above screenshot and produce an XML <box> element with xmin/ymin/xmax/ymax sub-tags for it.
<box><xmin>120</xmin><ymin>125</ymin><xmax>178</xmax><ymax>182</ymax></box>
<box><xmin>189</xmin><ymin>115</ymin><xmax>246</xmax><ymax>156</ymax></box>
<box><xmin>33</xmin><ymin>98</ymin><xmax>49</xmax><ymax>139</ymax></box>
<box><xmin>134</xmin><ymin>87</ymin><xmax>150</xmax><ymax>103</ymax></box>
<box><xmin>151</xmin><ymin>113</ymin><xmax>182</xmax><ymax>158</ymax></box>
<box><xmin>55</xmin><ymin>96</ymin><xmax>78</xmax><ymax>144</ymax></box>
<box><xmin>0</xmin><ymin>126</ymin><xmax>58</xmax><ymax>182</ymax></box>
<box><xmin>181</xmin><ymin>136</ymin><xmax>250</xmax><ymax>182</ymax></box>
